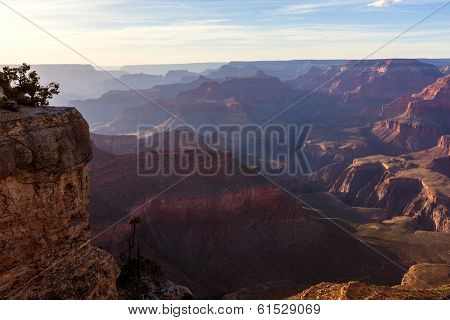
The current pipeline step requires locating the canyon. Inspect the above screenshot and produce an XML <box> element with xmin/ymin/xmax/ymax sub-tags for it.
<box><xmin>84</xmin><ymin>59</ymin><xmax>449</xmax><ymax>298</ymax></box>
<box><xmin>1</xmin><ymin>58</ymin><xmax>449</xmax><ymax>300</ymax></box>
<box><xmin>331</xmin><ymin>135</ymin><xmax>450</xmax><ymax>232</ymax></box>
<box><xmin>90</xmin><ymin>144</ymin><xmax>393</xmax><ymax>298</ymax></box>
<box><xmin>72</xmin><ymin>59</ymin><xmax>446</xmax><ymax>136</ymax></box>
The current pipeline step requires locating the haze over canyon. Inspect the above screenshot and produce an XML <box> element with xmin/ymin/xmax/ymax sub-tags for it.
<box><xmin>1</xmin><ymin>58</ymin><xmax>449</xmax><ymax>300</ymax></box>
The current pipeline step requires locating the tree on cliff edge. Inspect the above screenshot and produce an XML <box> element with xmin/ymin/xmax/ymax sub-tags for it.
<box><xmin>0</xmin><ymin>63</ymin><xmax>59</xmax><ymax>111</ymax></box>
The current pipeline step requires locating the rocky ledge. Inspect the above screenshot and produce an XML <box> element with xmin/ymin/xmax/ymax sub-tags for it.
<box><xmin>291</xmin><ymin>263</ymin><xmax>450</xmax><ymax>300</ymax></box>
<box><xmin>0</xmin><ymin>107</ymin><xmax>119</xmax><ymax>299</ymax></box>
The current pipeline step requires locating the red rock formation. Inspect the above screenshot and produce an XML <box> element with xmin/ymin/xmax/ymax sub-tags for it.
<box><xmin>0</xmin><ymin>107</ymin><xmax>119</xmax><ymax>299</ymax></box>
<box><xmin>331</xmin><ymin>137</ymin><xmax>450</xmax><ymax>232</ymax></box>
<box><xmin>73</xmin><ymin>76</ymin><xmax>211</xmax><ymax>131</ymax></box>
<box><xmin>171</xmin><ymin>71</ymin><xmax>294</xmax><ymax>125</ymax></box>
<box><xmin>441</xmin><ymin>66</ymin><xmax>450</xmax><ymax>75</ymax></box>
<box><xmin>292</xmin><ymin>263</ymin><xmax>450</xmax><ymax>300</ymax></box>
<box><xmin>89</xmin><ymin>143</ymin><xmax>392</xmax><ymax>297</ymax></box>
<box><xmin>89</xmin><ymin>143</ymin><xmax>302</xmax><ymax>226</ymax></box>
<box><xmin>436</xmin><ymin>135</ymin><xmax>450</xmax><ymax>156</ymax></box>
<box><xmin>291</xmin><ymin>280</ymin><xmax>449</xmax><ymax>300</ymax></box>
<box><xmin>288</xmin><ymin>60</ymin><xmax>442</xmax><ymax>104</ymax></box>
<box><xmin>373</xmin><ymin>75</ymin><xmax>450</xmax><ymax>151</ymax></box>
<box><xmin>401</xmin><ymin>263</ymin><xmax>450</xmax><ymax>290</ymax></box>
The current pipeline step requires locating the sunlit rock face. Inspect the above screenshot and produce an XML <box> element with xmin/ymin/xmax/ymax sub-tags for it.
<box><xmin>373</xmin><ymin>75</ymin><xmax>450</xmax><ymax>151</ymax></box>
<box><xmin>0</xmin><ymin>107</ymin><xmax>119</xmax><ymax>299</ymax></box>
<box><xmin>331</xmin><ymin>136</ymin><xmax>450</xmax><ymax>232</ymax></box>
<box><xmin>288</xmin><ymin>59</ymin><xmax>442</xmax><ymax>102</ymax></box>
<box><xmin>292</xmin><ymin>263</ymin><xmax>450</xmax><ymax>300</ymax></box>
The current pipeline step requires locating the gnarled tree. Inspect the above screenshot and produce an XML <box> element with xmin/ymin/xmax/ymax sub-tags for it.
<box><xmin>0</xmin><ymin>63</ymin><xmax>59</xmax><ymax>111</ymax></box>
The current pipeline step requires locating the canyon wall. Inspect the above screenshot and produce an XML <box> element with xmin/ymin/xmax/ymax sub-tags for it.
<box><xmin>90</xmin><ymin>145</ymin><xmax>392</xmax><ymax>298</ymax></box>
<box><xmin>292</xmin><ymin>263</ymin><xmax>450</xmax><ymax>300</ymax></box>
<box><xmin>0</xmin><ymin>107</ymin><xmax>119</xmax><ymax>299</ymax></box>
<box><xmin>373</xmin><ymin>75</ymin><xmax>450</xmax><ymax>151</ymax></box>
<box><xmin>331</xmin><ymin>137</ymin><xmax>450</xmax><ymax>232</ymax></box>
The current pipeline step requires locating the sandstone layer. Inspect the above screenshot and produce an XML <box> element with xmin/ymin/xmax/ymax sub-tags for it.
<box><xmin>292</xmin><ymin>281</ymin><xmax>449</xmax><ymax>300</ymax></box>
<box><xmin>373</xmin><ymin>75</ymin><xmax>450</xmax><ymax>151</ymax></box>
<box><xmin>288</xmin><ymin>59</ymin><xmax>442</xmax><ymax>103</ymax></box>
<box><xmin>442</xmin><ymin>66</ymin><xmax>450</xmax><ymax>75</ymax></box>
<box><xmin>0</xmin><ymin>107</ymin><xmax>119</xmax><ymax>299</ymax></box>
<box><xmin>291</xmin><ymin>263</ymin><xmax>450</xmax><ymax>300</ymax></box>
<box><xmin>90</xmin><ymin>144</ymin><xmax>391</xmax><ymax>298</ymax></box>
<box><xmin>331</xmin><ymin>136</ymin><xmax>450</xmax><ymax>232</ymax></box>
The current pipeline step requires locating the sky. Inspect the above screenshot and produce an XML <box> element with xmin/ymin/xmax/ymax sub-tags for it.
<box><xmin>0</xmin><ymin>0</ymin><xmax>449</xmax><ymax>65</ymax></box>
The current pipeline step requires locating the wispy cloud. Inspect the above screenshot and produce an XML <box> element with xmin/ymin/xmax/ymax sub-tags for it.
<box><xmin>0</xmin><ymin>0</ymin><xmax>449</xmax><ymax>64</ymax></box>
<box><xmin>274</xmin><ymin>1</ymin><xmax>353</xmax><ymax>15</ymax></box>
<box><xmin>368</xmin><ymin>0</ymin><xmax>403</xmax><ymax>8</ymax></box>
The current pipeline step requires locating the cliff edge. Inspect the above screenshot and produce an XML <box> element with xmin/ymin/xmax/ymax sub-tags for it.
<box><xmin>0</xmin><ymin>107</ymin><xmax>119</xmax><ymax>299</ymax></box>
<box><xmin>290</xmin><ymin>263</ymin><xmax>450</xmax><ymax>300</ymax></box>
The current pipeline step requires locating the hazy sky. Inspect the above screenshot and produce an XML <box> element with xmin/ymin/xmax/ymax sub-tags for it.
<box><xmin>0</xmin><ymin>0</ymin><xmax>449</xmax><ymax>65</ymax></box>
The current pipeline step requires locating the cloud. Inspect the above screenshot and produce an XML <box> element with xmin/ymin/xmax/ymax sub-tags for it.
<box><xmin>273</xmin><ymin>1</ymin><xmax>354</xmax><ymax>15</ymax></box>
<box><xmin>368</xmin><ymin>0</ymin><xmax>403</xmax><ymax>8</ymax></box>
<box><xmin>1</xmin><ymin>0</ymin><xmax>449</xmax><ymax>64</ymax></box>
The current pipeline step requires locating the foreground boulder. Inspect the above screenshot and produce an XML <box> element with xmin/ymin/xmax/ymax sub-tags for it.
<box><xmin>0</xmin><ymin>107</ymin><xmax>119</xmax><ymax>299</ymax></box>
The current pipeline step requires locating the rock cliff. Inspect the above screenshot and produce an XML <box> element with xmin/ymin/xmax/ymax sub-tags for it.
<box><xmin>373</xmin><ymin>75</ymin><xmax>450</xmax><ymax>151</ymax></box>
<box><xmin>288</xmin><ymin>59</ymin><xmax>442</xmax><ymax>103</ymax></box>
<box><xmin>291</xmin><ymin>263</ymin><xmax>450</xmax><ymax>300</ymax></box>
<box><xmin>331</xmin><ymin>137</ymin><xmax>450</xmax><ymax>232</ymax></box>
<box><xmin>442</xmin><ymin>66</ymin><xmax>450</xmax><ymax>75</ymax></box>
<box><xmin>0</xmin><ymin>107</ymin><xmax>119</xmax><ymax>299</ymax></box>
<box><xmin>90</xmin><ymin>144</ymin><xmax>393</xmax><ymax>298</ymax></box>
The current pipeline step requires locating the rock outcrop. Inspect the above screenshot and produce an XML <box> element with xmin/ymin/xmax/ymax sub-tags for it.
<box><xmin>0</xmin><ymin>107</ymin><xmax>119</xmax><ymax>299</ymax></box>
<box><xmin>292</xmin><ymin>280</ymin><xmax>449</xmax><ymax>300</ymax></box>
<box><xmin>401</xmin><ymin>263</ymin><xmax>450</xmax><ymax>290</ymax></box>
<box><xmin>331</xmin><ymin>137</ymin><xmax>450</xmax><ymax>232</ymax></box>
<box><xmin>373</xmin><ymin>75</ymin><xmax>450</xmax><ymax>151</ymax></box>
<box><xmin>442</xmin><ymin>66</ymin><xmax>450</xmax><ymax>75</ymax></box>
<box><xmin>291</xmin><ymin>263</ymin><xmax>450</xmax><ymax>300</ymax></box>
<box><xmin>281</xmin><ymin>60</ymin><xmax>444</xmax><ymax>127</ymax></box>
<box><xmin>288</xmin><ymin>59</ymin><xmax>442</xmax><ymax>104</ymax></box>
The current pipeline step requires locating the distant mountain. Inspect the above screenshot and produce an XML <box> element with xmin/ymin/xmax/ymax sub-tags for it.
<box><xmin>121</xmin><ymin>62</ymin><xmax>225</xmax><ymax>75</ymax></box>
<box><xmin>332</xmin><ymin>134</ymin><xmax>450</xmax><ymax>232</ymax></box>
<box><xmin>23</xmin><ymin>64</ymin><xmax>127</xmax><ymax>105</ymax></box>
<box><xmin>373</xmin><ymin>75</ymin><xmax>450</xmax><ymax>151</ymax></box>
<box><xmin>418</xmin><ymin>59</ymin><xmax>450</xmax><ymax>69</ymax></box>
<box><xmin>177</xmin><ymin>71</ymin><xmax>290</xmax><ymax>102</ymax></box>
<box><xmin>71</xmin><ymin>76</ymin><xmax>212</xmax><ymax>131</ymax></box>
<box><xmin>74</xmin><ymin>71</ymin><xmax>298</xmax><ymax>134</ymax></box>
<box><xmin>93</xmin><ymin>73</ymin><xmax>164</xmax><ymax>93</ymax></box>
<box><xmin>71</xmin><ymin>59</ymin><xmax>447</xmax><ymax>135</ymax></box>
<box><xmin>87</xmin><ymin>70</ymin><xmax>202</xmax><ymax>99</ymax></box>
<box><xmin>205</xmin><ymin>60</ymin><xmax>347</xmax><ymax>81</ymax></box>
<box><xmin>166</xmin><ymin>71</ymin><xmax>295</xmax><ymax>127</ymax></box>
<box><xmin>287</xmin><ymin>59</ymin><xmax>442</xmax><ymax>104</ymax></box>
<box><xmin>442</xmin><ymin>66</ymin><xmax>450</xmax><ymax>75</ymax></box>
